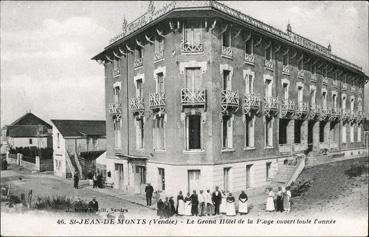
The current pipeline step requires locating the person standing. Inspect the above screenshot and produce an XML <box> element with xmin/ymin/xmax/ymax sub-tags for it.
<box><xmin>212</xmin><ymin>186</ymin><xmax>222</xmax><ymax>215</ymax></box>
<box><xmin>163</xmin><ymin>197</ymin><xmax>170</xmax><ymax>218</ymax></box>
<box><xmin>198</xmin><ymin>190</ymin><xmax>205</xmax><ymax>216</ymax></box>
<box><xmin>157</xmin><ymin>198</ymin><xmax>164</xmax><ymax>218</ymax></box>
<box><xmin>205</xmin><ymin>189</ymin><xmax>213</xmax><ymax>216</ymax></box>
<box><xmin>238</xmin><ymin>190</ymin><xmax>248</xmax><ymax>215</ymax></box>
<box><xmin>226</xmin><ymin>193</ymin><xmax>236</xmax><ymax>216</ymax></box>
<box><xmin>177</xmin><ymin>191</ymin><xmax>185</xmax><ymax>215</ymax></box>
<box><xmin>276</xmin><ymin>186</ymin><xmax>284</xmax><ymax>212</ymax></box>
<box><xmin>97</xmin><ymin>171</ymin><xmax>103</xmax><ymax>188</ymax></box>
<box><xmin>92</xmin><ymin>172</ymin><xmax>98</xmax><ymax>188</ymax></box>
<box><xmin>219</xmin><ymin>190</ymin><xmax>227</xmax><ymax>214</ymax></box>
<box><xmin>190</xmin><ymin>190</ymin><xmax>199</xmax><ymax>216</ymax></box>
<box><xmin>73</xmin><ymin>171</ymin><xmax>79</xmax><ymax>189</ymax></box>
<box><xmin>145</xmin><ymin>183</ymin><xmax>154</xmax><ymax>206</ymax></box>
<box><xmin>169</xmin><ymin>197</ymin><xmax>176</xmax><ymax>216</ymax></box>
<box><xmin>266</xmin><ymin>188</ymin><xmax>275</xmax><ymax>212</ymax></box>
<box><xmin>284</xmin><ymin>186</ymin><xmax>292</xmax><ymax>213</ymax></box>
<box><xmin>184</xmin><ymin>192</ymin><xmax>192</xmax><ymax>216</ymax></box>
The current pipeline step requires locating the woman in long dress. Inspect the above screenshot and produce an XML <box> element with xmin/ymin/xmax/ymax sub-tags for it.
<box><xmin>219</xmin><ymin>190</ymin><xmax>227</xmax><ymax>214</ymax></box>
<box><xmin>226</xmin><ymin>193</ymin><xmax>236</xmax><ymax>216</ymax></box>
<box><xmin>184</xmin><ymin>192</ymin><xmax>192</xmax><ymax>216</ymax></box>
<box><xmin>266</xmin><ymin>188</ymin><xmax>275</xmax><ymax>211</ymax></box>
<box><xmin>177</xmin><ymin>191</ymin><xmax>185</xmax><ymax>216</ymax></box>
<box><xmin>276</xmin><ymin>186</ymin><xmax>284</xmax><ymax>212</ymax></box>
<box><xmin>283</xmin><ymin>186</ymin><xmax>291</xmax><ymax>213</ymax></box>
<box><xmin>238</xmin><ymin>190</ymin><xmax>248</xmax><ymax>215</ymax></box>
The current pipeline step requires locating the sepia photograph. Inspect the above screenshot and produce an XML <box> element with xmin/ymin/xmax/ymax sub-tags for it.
<box><xmin>1</xmin><ymin>1</ymin><xmax>368</xmax><ymax>236</ymax></box>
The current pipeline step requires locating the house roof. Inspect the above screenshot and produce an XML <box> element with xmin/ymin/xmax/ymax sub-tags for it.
<box><xmin>10</xmin><ymin>113</ymin><xmax>52</xmax><ymax>129</ymax></box>
<box><xmin>7</xmin><ymin>125</ymin><xmax>50</xmax><ymax>137</ymax></box>
<box><xmin>51</xmin><ymin>120</ymin><xmax>106</xmax><ymax>137</ymax></box>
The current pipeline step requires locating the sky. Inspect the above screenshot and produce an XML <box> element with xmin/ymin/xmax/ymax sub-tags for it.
<box><xmin>1</xmin><ymin>1</ymin><xmax>368</xmax><ymax>126</ymax></box>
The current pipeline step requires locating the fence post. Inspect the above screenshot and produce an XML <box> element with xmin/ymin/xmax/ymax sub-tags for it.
<box><xmin>19</xmin><ymin>154</ymin><xmax>23</xmax><ymax>166</ymax></box>
<box><xmin>17</xmin><ymin>153</ymin><xmax>20</xmax><ymax>165</ymax></box>
<box><xmin>35</xmin><ymin>156</ymin><xmax>40</xmax><ymax>171</ymax></box>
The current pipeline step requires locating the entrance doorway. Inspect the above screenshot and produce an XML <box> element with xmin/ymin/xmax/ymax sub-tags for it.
<box><xmin>158</xmin><ymin>168</ymin><xmax>165</xmax><ymax>191</ymax></box>
<box><xmin>308</xmin><ymin>121</ymin><xmax>314</xmax><ymax>152</ymax></box>
<box><xmin>188</xmin><ymin>170</ymin><xmax>201</xmax><ymax>193</ymax></box>
<box><xmin>246</xmin><ymin>164</ymin><xmax>253</xmax><ymax>189</ymax></box>
<box><xmin>134</xmin><ymin>166</ymin><xmax>146</xmax><ymax>194</ymax></box>
<box><xmin>114</xmin><ymin>163</ymin><xmax>124</xmax><ymax>190</ymax></box>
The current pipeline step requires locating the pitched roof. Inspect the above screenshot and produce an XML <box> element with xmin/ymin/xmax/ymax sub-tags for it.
<box><xmin>10</xmin><ymin>113</ymin><xmax>51</xmax><ymax>129</ymax></box>
<box><xmin>51</xmin><ymin>120</ymin><xmax>106</xmax><ymax>137</ymax></box>
<box><xmin>7</xmin><ymin>125</ymin><xmax>50</xmax><ymax>137</ymax></box>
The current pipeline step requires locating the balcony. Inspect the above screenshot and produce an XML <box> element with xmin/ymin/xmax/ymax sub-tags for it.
<box><xmin>356</xmin><ymin>111</ymin><xmax>363</xmax><ymax>124</ymax></box>
<box><xmin>264</xmin><ymin>60</ymin><xmax>273</xmax><ymax>71</ymax></box>
<box><xmin>282</xmin><ymin>65</ymin><xmax>290</xmax><ymax>75</ymax></box>
<box><xmin>181</xmin><ymin>88</ymin><xmax>207</xmax><ymax>110</ymax></box>
<box><xmin>108</xmin><ymin>103</ymin><xmax>122</xmax><ymax>115</ymax></box>
<box><xmin>322</xmin><ymin>77</ymin><xmax>328</xmax><ymax>85</ymax></box>
<box><xmin>311</xmin><ymin>73</ymin><xmax>317</xmax><ymax>82</ymax></box>
<box><xmin>342</xmin><ymin>83</ymin><xmax>347</xmax><ymax>90</ymax></box>
<box><xmin>221</xmin><ymin>46</ymin><xmax>233</xmax><ymax>58</ymax></box>
<box><xmin>318</xmin><ymin>107</ymin><xmax>329</xmax><ymax>121</ymax></box>
<box><xmin>154</xmin><ymin>51</ymin><xmax>164</xmax><ymax>62</ymax></box>
<box><xmin>279</xmin><ymin>99</ymin><xmax>296</xmax><ymax>119</ymax></box>
<box><xmin>308</xmin><ymin>104</ymin><xmax>318</xmax><ymax>120</ymax></box>
<box><xmin>341</xmin><ymin>110</ymin><xmax>350</xmax><ymax>123</ymax></box>
<box><xmin>220</xmin><ymin>90</ymin><xmax>239</xmax><ymax>112</ymax></box>
<box><xmin>332</xmin><ymin>80</ymin><xmax>338</xmax><ymax>88</ymax></box>
<box><xmin>349</xmin><ymin>111</ymin><xmax>357</xmax><ymax>124</ymax></box>
<box><xmin>297</xmin><ymin>70</ymin><xmax>305</xmax><ymax>79</ymax></box>
<box><xmin>351</xmin><ymin>86</ymin><xmax>356</xmax><ymax>92</ymax></box>
<box><xmin>129</xmin><ymin>97</ymin><xmax>145</xmax><ymax>115</ymax></box>
<box><xmin>329</xmin><ymin>107</ymin><xmax>341</xmax><ymax>121</ymax></box>
<box><xmin>244</xmin><ymin>53</ymin><xmax>255</xmax><ymax>65</ymax></box>
<box><xmin>149</xmin><ymin>92</ymin><xmax>166</xmax><ymax>111</ymax></box>
<box><xmin>295</xmin><ymin>101</ymin><xmax>308</xmax><ymax>119</ymax></box>
<box><xmin>113</xmin><ymin>68</ymin><xmax>120</xmax><ymax>77</ymax></box>
<box><xmin>181</xmin><ymin>42</ymin><xmax>204</xmax><ymax>54</ymax></box>
<box><xmin>263</xmin><ymin>96</ymin><xmax>279</xmax><ymax>117</ymax></box>
<box><xmin>134</xmin><ymin>58</ymin><xmax>143</xmax><ymax>68</ymax></box>
<box><xmin>243</xmin><ymin>94</ymin><xmax>261</xmax><ymax>115</ymax></box>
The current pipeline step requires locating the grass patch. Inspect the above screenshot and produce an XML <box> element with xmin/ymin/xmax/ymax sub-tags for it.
<box><xmin>290</xmin><ymin>180</ymin><xmax>312</xmax><ymax>197</ymax></box>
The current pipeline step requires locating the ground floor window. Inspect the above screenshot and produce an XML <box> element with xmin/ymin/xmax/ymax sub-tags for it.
<box><xmin>279</xmin><ymin>119</ymin><xmax>288</xmax><ymax>145</ymax></box>
<box><xmin>319</xmin><ymin>121</ymin><xmax>326</xmax><ymax>143</ymax></box>
<box><xmin>185</xmin><ymin>114</ymin><xmax>201</xmax><ymax>150</ymax></box>
<box><xmin>245</xmin><ymin>115</ymin><xmax>254</xmax><ymax>148</ymax></box>
<box><xmin>153</xmin><ymin>116</ymin><xmax>165</xmax><ymax>150</ymax></box>
<box><xmin>342</xmin><ymin>124</ymin><xmax>347</xmax><ymax>143</ymax></box>
<box><xmin>330</xmin><ymin>122</ymin><xmax>338</xmax><ymax>143</ymax></box>
<box><xmin>294</xmin><ymin>120</ymin><xmax>303</xmax><ymax>144</ymax></box>
<box><xmin>158</xmin><ymin>168</ymin><xmax>165</xmax><ymax>191</ymax></box>
<box><xmin>135</xmin><ymin>166</ymin><xmax>146</xmax><ymax>184</ymax></box>
<box><xmin>265</xmin><ymin>117</ymin><xmax>273</xmax><ymax>147</ymax></box>
<box><xmin>266</xmin><ymin>162</ymin><xmax>272</xmax><ymax>180</ymax></box>
<box><xmin>188</xmin><ymin>170</ymin><xmax>201</xmax><ymax>193</ymax></box>
<box><xmin>357</xmin><ymin>126</ymin><xmax>361</xmax><ymax>142</ymax></box>
<box><xmin>222</xmin><ymin>115</ymin><xmax>233</xmax><ymax>149</ymax></box>
<box><xmin>350</xmin><ymin>125</ymin><xmax>354</xmax><ymax>143</ymax></box>
<box><xmin>114</xmin><ymin>119</ymin><xmax>122</xmax><ymax>149</ymax></box>
<box><xmin>136</xmin><ymin>118</ymin><xmax>144</xmax><ymax>149</ymax></box>
<box><xmin>246</xmin><ymin>164</ymin><xmax>253</xmax><ymax>188</ymax></box>
<box><xmin>223</xmin><ymin>167</ymin><xmax>231</xmax><ymax>192</ymax></box>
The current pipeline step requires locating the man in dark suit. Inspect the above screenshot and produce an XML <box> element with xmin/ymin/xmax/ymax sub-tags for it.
<box><xmin>145</xmin><ymin>183</ymin><xmax>154</xmax><ymax>206</ymax></box>
<box><xmin>88</xmin><ymin>197</ymin><xmax>99</xmax><ymax>212</ymax></box>
<box><xmin>212</xmin><ymin>186</ymin><xmax>222</xmax><ymax>215</ymax></box>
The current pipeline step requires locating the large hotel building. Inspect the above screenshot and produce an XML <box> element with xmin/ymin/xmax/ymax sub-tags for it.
<box><xmin>93</xmin><ymin>1</ymin><xmax>368</xmax><ymax>195</ymax></box>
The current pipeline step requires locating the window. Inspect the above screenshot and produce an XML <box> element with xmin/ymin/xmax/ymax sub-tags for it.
<box><xmin>319</xmin><ymin>121</ymin><xmax>325</xmax><ymax>143</ymax></box>
<box><xmin>245</xmin><ymin>72</ymin><xmax>254</xmax><ymax>94</ymax></box>
<box><xmin>135</xmin><ymin>47</ymin><xmax>143</xmax><ymax>59</ymax></box>
<box><xmin>136</xmin><ymin>118</ymin><xmax>144</xmax><ymax>149</ymax></box>
<box><xmin>298</xmin><ymin>86</ymin><xmax>303</xmax><ymax>104</ymax></box>
<box><xmin>223</xmin><ymin>168</ymin><xmax>231</xmax><ymax>192</ymax></box>
<box><xmin>113</xmin><ymin>86</ymin><xmax>120</xmax><ymax>104</ymax></box>
<box><xmin>158</xmin><ymin>168</ymin><xmax>165</xmax><ymax>191</ymax></box>
<box><xmin>310</xmin><ymin>89</ymin><xmax>316</xmax><ymax>106</ymax></box>
<box><xmin>223</xmin><ymin>70</ymin><xmax>231</xmax><ymax>90</ymax></box>
<box><xmin>311</xmin><ymin>63</ymin><xmax>317</xmax><ymax>75</ymax></box>
<box><xmin>154</xmin><ymin>36</ymin><xmax>164</xmax><ymax>55</ymax></box>
<box><xmin>266</xmin><ymin>162</ymin><xmax>272</xmax><ymax>180</ymax></box>
<box><xmin>153</xmin><ymin>116</ymin><xmax>165</xmax><ymax>150</ymax></box>
<box><xmin>245</xmin><ymin>115</ymin><xmax>255</xmax><ymax>148</ymax></box>
<box><xmin>282</xmin><ymin>82</ymin><xmax>289</xmax><ymax>100</ymax></box>
<box><xmin>350</xmin><ymin>125</ymin><xmax>354</xmax><ymax>143</ymax></box>
<box><xmin>222</xmin><ymin>115</ymin><xmax>233</xmax><ymax>149</ymax></box>
<box><xmin>114</xmin><ymin>119</ymin><xmax>122</xmax><ymax>148</ymax></box>
<box><xmin>342</xmin><ymin>124</ymin><xmax>347</xmax><ymax>143</ymax></box>
<box><xmin>330</xmin><ymin>122</ymin><xmax>337</xmax><ymax>143</ymax></box>
<box><xmin>265</xmin><ymin>79</ymin><xmax>272</xmax><ymax>97</ymax></box>
<box><xmin>322</xmin><ymin>91</ymin><xmax>327</xmax><ymax>109</ymax></box>
<box><xmin>294</xmin><ymin>120</ymin><xmax>303</xmax><ymax>144</ymax></box>
<box><xmin>188</xmin><ymin>170</ymin><xmax>200</xmax><ymax>193</ymax></box>
<box><xmin>357</xmin><ymin>126</ymin><xmax>361</xmax><ymax>142</ymax></box>
<box><xmin>156</xmin><ymin>72</ymin><xmax>165</xmax><ymax>94</ymax></box>
<box><xmin>57</xmin><ymin>133</ymin><xmax>60</xmax><ymax>148</ymax></box>
<box><xmin>350</xmin><ymin>98</ymin><xmax>355</xmax><ymax>112</ymax></box>
<box><xmin>136</xmin><ymin>79</ymin><xmax>143</xmax><ymax>97</ymax></box>
<box><xmin>265</xmin><ymin>45</ymin><xmax>272</xmax><ymax>61</ymax></box>
<box><xmin>282</xmin><ymin>53</ymin><xmax>289</xmax><ymax>66</ymax></box>
<box><xmin>185</xmin><ymin>68</ymin><xmax>202</xmax><ymax>90</ymax></box>
<box><xmin>29</xmin><ymin>138</ymin><xmax>33</xmax><ymax>145</ymax></box>
<box><xmin>222</xmin><ymin>28</ymin><xmax>231</xmax><ymax>47</ymax></box>
<box><xmin>332</xmin><ymin>94</ymin><xmax>337</xmax><ymax>109</ymax></box>
<box><xmin>279</xmin><ymin>119</ymin><xmax>288</xmax><ymax>145</ymax></box>
<box><xmin>184</xmin><ymin>21</ymin><xmax>202</xmax><ymax>46</ymax></box>
<box><xmin>245</xmin><ymin>38</ymin><xmax>253</xmax><ymax>55</ymax></box>
<box><xmin>342</xmin><ymin>96</ymin><xmax>346</xmax><ymax>111</ymax></box>
<box><xmin>265</xmin><ymin>117</ymin><xmax>273</xmax><ymax>147</ymax></box>
<box><xmin>298</xmin><ymin>58</ymin><xmax>303</xmax><ymax>70</ymax></box>
<box><xmin>135</xmin><ymin>166</ymin><xmax>146</xmax><ymax>184</ymax></box>
<box><xmin>113</xmin><ymin>60</ymin><xmax>120</xmax><ymax>75</ymax></box>
<box><xmin>185</xmin><ymin>114</ymin><xmax>201</xmax><ymax>150</ymax></box>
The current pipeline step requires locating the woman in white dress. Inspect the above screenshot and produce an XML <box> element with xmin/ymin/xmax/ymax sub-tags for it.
<box><xmin>238</xmin><ymin>190</ymin><xmax>248</xmax><ymax>215</ymax></box>
<box><xmin>219</xmin><ymin>190</ymin><xmax>227</xmax><ymax>214</ymax></box>
<box><xmin>266</xmin><ymin>188</ymin><xmax>275</xmax><ymax>212</ymax></box>
<box><xmin>226</xmin><ymin>193</ymin><xmax>236</xmax><ymax>216</ymax></box>
<box><xmin>184</xmin><ymin>192</ymin><xmax>192</xmax><ymax>216</ymax></box>
<box><xmin>176</xmin><ymin>191</ymin><xmax>185</xmax><ymax>216</ymax></box>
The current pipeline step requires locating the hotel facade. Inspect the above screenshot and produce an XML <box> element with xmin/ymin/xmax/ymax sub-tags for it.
<box><xmin>93</xmin><ymin>1</ymin><xmax>368</xmax><ymax>196</ymax></box>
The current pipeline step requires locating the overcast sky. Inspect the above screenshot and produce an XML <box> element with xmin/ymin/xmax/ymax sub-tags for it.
<box><xmin>1</xmin><ymin>1</ymin><xmax>368</xmax><ymax>126</ymax></box>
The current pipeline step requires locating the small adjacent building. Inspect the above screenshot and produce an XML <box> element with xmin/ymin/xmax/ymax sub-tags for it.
<box><xmin>51</xmin><ymin>120</ymin><xmax>106</xmax><ymax>179</ymax></box>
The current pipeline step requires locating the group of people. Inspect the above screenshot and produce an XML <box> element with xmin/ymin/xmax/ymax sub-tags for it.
<box><xmin>92</xmin><ymin>171</ymin><xmax>104</xmax><ymax>189</ymax></box>
<box><xmin>266</xmin><ymin>186</ymin><xmax>292</xmax><ymax>213</ymax></box>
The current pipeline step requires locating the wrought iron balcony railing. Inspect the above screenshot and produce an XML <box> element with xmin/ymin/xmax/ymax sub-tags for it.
<box><xmin>322</xmin><ymin>77</ymin><xmax>328</xmax><ymax>85</ymax></box>
<box><xmin>341</xmin><ymin>110</ymin><xmax>350</xmax><ymax>123</ymax></box>
<box><xmin>282</xmin><ymin>65</ymin><xmax>290</xmax><ymax>75</ymax></box>
<box><xmin>149</xmin><ymin>92</ymin><xmax>166</xmax><ymax>110</ymax></box>
<box><xmin>311</xmin><ymin>73</ymin><xmax>317</xmax><ymax>82</ymax></box>
<box><xmin>244</xmin><ymin>53</ymin><xmax>255</xmax><ymax>65</ymax></box>
<box><xmin>134</xmin><ymin>58</ymin><xmax>143</xmax><ymax>68</ymax></box>
<box><xmin>308</xmin><ymin>104</ymin><xmax>318</xmax><ymax>120</ymax></box>
<box><xmin>108</xmin><ymin>103</ymin><xmax>122</xmax><ymax>115</ymax></box>
<box><xmin>295</xmin><ymin>101</ymin><xmax>309</xmax><ymax>119</ymax></box>
<box><xmin>263</xmin><ymin>96</ymin><xmax>279</xmax><ymax>117</ymax></box>
<box><xmin>243</xmin><ymin>93</ymin><xmax>261</xmax><ymax>114</ymax></box>
<box><xmin>280</xmin><ymin>99</ymin><xmax>296</xmax><ymax>118</ymax></box>
<box><xmin>221</xmin><ymin>46</ymin><xmax>233</xmax><ymax>58</ymax></box>
<box><xmin>181</xmin><ymin>88</ymin><xmax>207</xmax><ymax>107</ymax></box>
<box><xmin>221</xmin><ymin>90</ymin><xmax>239</xmax><ymax>112</ymax></box>
<box><xmin>154</xmin><ymin>51</ymin><xmax>164</xmax><ymax>62</ymax></box>
<box><xmin>298</xmin><ymin>70</ymin><xmax>305</xmax><ymax>79</ymax></box>
<box><xmin>113</xmin><ymin>68</ymin><xmax>120</xmax><ymax>77</ymax></box>
<box><xmin>356</xmin><ymin>111</ymin><xmax>363</xmax><ymax>124</ymax></box>
<box><xmin>264</xmin><ymin>60</ymin><xmax>273</xmax><ymax>71</ymax></box>
<box><xmin>349</xmin><ymin>110</ymin><xmax>357</xmax><ymax>123</ymax></box>
<box><xmin>319</xmin><ymin>106</ymin><xmax>329</xmax><ymax>121</ymax></box>
<box><xmin>181</xmin><ymin>42</ymin><xmax>204</xmax><ymax>54</ymax></box>
<box><xmin>129</xmin><ymin>97</ymin><xmax>145</xmax><ymax>113</ymax></box>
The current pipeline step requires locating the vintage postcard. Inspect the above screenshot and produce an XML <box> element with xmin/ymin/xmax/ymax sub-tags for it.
<box><xmin>1</xmin><ymin>1</ymin><xmax>368</xmax><ymax>236</ymax></box>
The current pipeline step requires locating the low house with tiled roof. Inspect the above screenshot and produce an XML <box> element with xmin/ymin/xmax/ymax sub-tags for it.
<box><xmin>7</xmin><ymin>112</ymin><xmax>52</xmax><ymax>149</ymax></box>
<box><xmin>51</xmin><ymin>119</ymin><xmax>106</xmax><ymax>179</ymax></box>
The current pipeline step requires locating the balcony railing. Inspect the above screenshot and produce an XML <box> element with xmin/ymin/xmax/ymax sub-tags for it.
<box><xmin>342</xmin><ymin>83</ymin><xmax>347</xmax><ymax>90</ymax></box>
<box><xmin>332</xmin><ymin>80</ymin><xmax>338</xmax><ymax>88</ymax></box>
<box><xmin>319</xmin><ymin>107</ymin><xmax>329</xmax><ymax>121</ymax></box>
<box><xmin>149</xmin><ymin>92</ymin><xmax>166</xmax><ymax>110</ymax></box>
<box><xmin>349</xmin><ymin>110</ymin><xmax>357</xmax><ymax>123</ymax></box>
<box><xmin>308</xmin><ymin>104</ymin><xmax>318</xmax><ymax>120</ymax></box>
<box><xmin>113</xmin><ymin>68</ymin><xmax>120</xmax><ymax>77</ymax></box>
<box><xmin>330</xmin><ymin>107</ymin><xmax>341</xmax><ymax>121</ymax></box>
<box><xmin>108</xmin><ymin>103</ymin><xmax>122</xmax><ymax>115</ymax></box>
<box><xmin>263</xmin><ymin>96</ymin><xmax>279</xmax><ymax>116</ymax></box>
<box><xmin>129</xmin><ymin>97</ymin><xmax>145</xmax><ymax>113</ymax></box>
<box><xmin>134</xmin><ymin>58</ymin><xmax>143</xmax><ymax>68</ymax></box>
<box><xmin>341</xmin><ymin>110</ymin><xmax>350</xmax><ymax>123</ymax></box>
<box><xmin>311</xmin><ymin>73</ymin><xmax>317</xmax><ymax>82</ymax></box>
<box><xmin>282</xmin><ymin>65</ymin><xmax>290</xmax><ymax>75</ymax></box>
<box><xmin>295</xmin><ymin>101</ymin><xmax>308</xmax><ymax>119</ymax></box>
<box><xmin>264</xmin><ymin>60</ymin><xmax>273</xmax><ymax>71</ymax></box>
<box><xmin>280</xmin><ymin>99</ymin><xmax>295</xmax><ymax>118</ymax></box>
<box><xmin>181</xmin><ymin>42</ymin><xmax>204</xmax><ymax>54</ymax></box>
<box><xmin>243</xmin><ymin>93</ymin><xmax>261</xmax><ymax>114</ymax></box>
<box><xmin>154</xmin><ymin>51</ymin><xmax>164</xmax><ymax>62</ymax></box>
<box><xmin>181</xmin><ymin>88</ymin><xmax>207</xmax><ymax>108</ymax></box>
<box><xmin>322</xmin><ymin>77</ymin><xmax>328</xmax><ymax>85</ymax></box>
<box><xmin>297</xmin><ymin>70</ymin><xmax>305</xmax><ymax>79</ymax></box>
<box><xmin>221</xmin><ymin>90</ymin><xmax>239</xmax><ymax>112</ymax></box>
<box><xmin>221</xmin><ymin>46</ymin><xmax>233</xmax><ymax>58</ymax></box>
<box><xmin>244</xmin><ymin>53</ymin><xmax>255</xmax><ymax>65</ymax></box>
<box><xmin>356</xmin><ymin>111</ymin><xmax>363</xmax><ymax>124</ymax></box>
